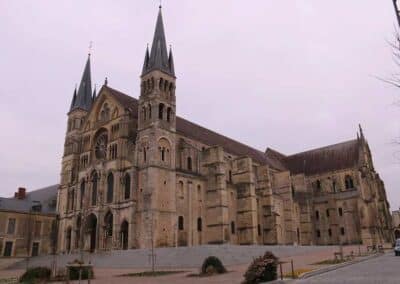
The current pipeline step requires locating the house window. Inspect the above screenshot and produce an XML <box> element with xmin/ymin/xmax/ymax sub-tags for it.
<box><xmin>340</xmin><ymin>227</ymin><xmax>345</xmax><ymax>235</ymax></box>
<box><xmin>7</xmin><ymin>218</ymin><xmax>16</xmax><ymax>234</ymax></box>
<box><xmin>187</xmin><ymin>157</ymin><xmax>192</xmax><ymax>171</ymax></box>
<box><xmin>178</xmin><ymin>216</ymin><xmax>184</xmax><ymax>230</ymax></box>
<box><xmin>345</xmin><ymin>175</ymin><xmax>354</xmax><ymax>189</ymax></box>
<box><xmin>231</xmin><ymin>221</ymin><xmax>236</xmax><ymax>234</ymax></box>
<box><xmin>316</xmin><ymin>230</ymin><xmax>321</xmax><ymax>238</ymax></box>
<box><xmin>258</xmin><ymin>224</ymin><xmax>261</xmax><ymax>236</ymax></box>
<box><xmin>326</xmin><ymin>209</ymin><xmax>330</xmax><ymax>217</ymax></box>
<box><xmin>338</xmin><ymin>207</ymin><xmax>343</xmax><ymax>217</ymax></box>
<box><xmin>315</xmin><ymin>210</ymin><xmax>320</xmax><ymax>220</ymax></box>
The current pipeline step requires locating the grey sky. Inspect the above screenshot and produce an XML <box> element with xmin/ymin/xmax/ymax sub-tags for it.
<box><xmin>0</xmin><ymin>1</ymin><xmax>399</xmax><ymax>209</ymax></box>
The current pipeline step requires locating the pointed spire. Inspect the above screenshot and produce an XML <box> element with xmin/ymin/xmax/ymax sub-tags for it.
<box><xmin>142</xmin><ymin>45</ymin><xmax>150</xmax><ymax>75</ymax></box>
<box><xmin>69</xmin><ymin>86</ymin><xmax>77</xmax><ymax>110</ymax></box>
<box><xmin>359</xmin><ymin>123</ymin><xmax>364</xmax><ymax>140</ymax></box>
<box><xmin>141</xmin><ymin>6</ymin><xmax>175</xmax><ymax>77</ymax></box>
<box><xmin>70</xmin><ymin>54</ymin><xmax>93</xmax><ymax>112</ymax></box>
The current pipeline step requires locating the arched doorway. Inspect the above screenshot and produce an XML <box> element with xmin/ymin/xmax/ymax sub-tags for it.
<box><xmin>86</xmin><ymin>214</ymin><xmax>97</xmax><ymax>253</ymax></box>
<box><xmin>66</xmin><ymin>227</ymin><xmax>72</xmax><ymax>253</ymax></box>
<box><xmin>395</xmin><ymin>229</ymin><xmax>400</xmax><ymax>240</ymax></box>
<box><xmin>120</xmin><ymin>220</ymin><xmax>129</xmax><ymax>250</ymax></box>
<box><xmin>104</xmin><ymin>211</ymin><xmax>113</xmax><ymax>250</ymax></box>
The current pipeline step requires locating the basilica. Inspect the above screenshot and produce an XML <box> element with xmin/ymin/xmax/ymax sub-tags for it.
<box><xmin>57</xmin><ymin>7</ymin><xmax>393</xmax><ymax>253</ymax></box>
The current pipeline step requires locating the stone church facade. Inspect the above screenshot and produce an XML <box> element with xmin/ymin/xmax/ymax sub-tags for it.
<box><xmin>57</xmin><ymin>8</ymin><xmax>393</xmax><ymax>253</ymax></box>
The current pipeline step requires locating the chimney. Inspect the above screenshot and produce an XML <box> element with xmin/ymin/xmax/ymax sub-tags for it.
<box><xmin>17</xmin><ymin>187</ymin><xmax>26</xmax><ymax>199</ymax></box>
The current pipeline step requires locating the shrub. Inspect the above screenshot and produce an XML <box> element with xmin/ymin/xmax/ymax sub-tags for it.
<box><xmin>243</xmin><ymin>251</ymin><xmax>278</xmax><ymax>284</ymax></box>
<box><xmin>19</xmin><ymin>266</ymin><xmax>51</xmax><ymax>283</ymax></box>
<box><xmin>201</xmin><ymin>256</ymin><xmax>227</xmax><ymax>275</ymax></box>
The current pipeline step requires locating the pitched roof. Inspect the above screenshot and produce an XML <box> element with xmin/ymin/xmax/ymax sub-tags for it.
<box><xmin>282</xmin><ymin>139</ymin><xmax>360</xmax><ymax>176</ymax></box>
<box><xmin>105</xmin><ymin>86</ymin><xmax>271</xmax><ymax>165</ymax></box>
<box><xmin>0</xmin><ymin>184</ymin><xmax>58</xmax><ymax>214</ymax></box>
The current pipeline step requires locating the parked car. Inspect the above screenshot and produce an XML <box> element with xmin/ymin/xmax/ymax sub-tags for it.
<box><xmin>394</xmin><ymin>239</ymin><xmax>400</xmax><ymax>256</ymax></box>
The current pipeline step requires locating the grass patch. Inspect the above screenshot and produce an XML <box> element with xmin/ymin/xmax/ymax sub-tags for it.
<box><xmin>119</xmin><ymin>271</ymin><xmax>186</xmax><ymax>277</ymax></box>
<box><xmin>312</xmin><ymin>258</ymin><xmax>347</xmax><ymax>265</ymax></box>
<box><xmin>283</xmin><ymin>268</ymin><xmax>314</xmax><ymax>279</ymax></box>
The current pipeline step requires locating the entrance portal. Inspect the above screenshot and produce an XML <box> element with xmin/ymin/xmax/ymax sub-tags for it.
<box><xmin>86</xmin><ymin>214</ymin><xmax>97</xmax><ymax>253</ymax></box>
<box><xmin>120</xmin><ymin>220</ymin><xmax>129</xmax><ymax>250</ymax></box>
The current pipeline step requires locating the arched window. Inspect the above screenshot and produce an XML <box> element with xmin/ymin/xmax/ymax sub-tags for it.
<box><xmin>148</xmin><ymin>104</ymin><xmax>152</xmax><ymax>119</ymax></box>
<box><xmin>164</xmin><ymin>80</ymin><xmax>168</xmax><ymax>91</ymax></box>
<box><xmin>158</xmin><ymin>103</ymin><xmax>164</xmax><ymax>119</ymax></box>
<box><xmin>159</xmin><ymin>78</ymin><xmax>164</xmax><ymax>90</ymax></box>
<box><xmin>197</xmin><ymin>185</ymin><xmax>202</xmax><ymax>201</ymax></box>
<box><xmin>167</xmin><ymin>107</ymin><xmax>172</xmax><ymax>122</ymax></box>
<box><xmin>326</xmin><ymin>209</ymin><xmax>330</xmax><ymax>218</ymax></box>
<box><xmin>197</xmin><ymin>217</ymin><xmax>202</xmax><ymax>232</ymax></box>
<box><xmin>91</xmin><ymin>172</ymin><xmax>98</xmax><ymax>206</ymax></box>
<box><xmin>345</xmin><ymin>175</ymin><xmax>354</xmax><ymax>189</ymax></box>
<box><xmin>328</xmin><ymin>228</ymin><xmax>332</xmax><ymax>237</ymax></box>
<box><xmin>340</xmin><ymin>227</ymin><xmax>345</xmax><ymax>235</ymax></box>
<box><xmin>104</xmin><ymin>211</ymin><xmax>113</xmax><ymax>237</ymax></box>
<box><xmin>107</xmin><ymin>173</ymin><xmax>114</xmax><ymax>203</ymax></box>
<box><xmin>143</xmin><ymin>147</ymin><xmax>147</xmax><ymax>162</ymax></box>
<box><xmin>178</xmin><ymin>216</ymin><xmax>184</xmax><ymax>230</ymax></box>
<box><xmin>338</xmin><ymin>207</ymin><xmax>343</xmax><ymax>216</ymax></box>
<box><xmin>178</xmin><ymin>181</ymin><xmax>184</xmax><ymax>198</ymax></box>
<box><xmin>124</xmin><ymin>173</ymin><xmax>131</xmax><ymax>200</ymax></box>
<box><xmin>80</xmin><ymin>180</ymin><xmax>85</xmax><ymax>209</ymax></box>
<box><xmin>316</xmin><ymin>180</ymin><xmax>321</xmax><ymax>191</ymax></box>
<box><xmin>231</xmin><ymin>221</ymin><xmax>236</xmax><ymax>234</ymax></box>
<box><xmin>161</xmin><ymin>147</ymin><xmax>165</xmax><ymax>161</ymax></box>
<box><xmin>315</xmin><ymin>210</ymin><xmax>320</xmax><ymax>220</ymax></box>
<box><xmin>187</xmin><ymin>157</ymin><xmax>192</xmax><ymax>171</ymax></box>
<box><xmin>258</xmin><ymin>224</ymin><xmax>261</xmax><ymax>236</ymax></box>
<box><xmin>142</xmin><ymin>106</ymin><xmax>146</xmax><ymax>121</ymax></box>
<box><xmin>316</xmin><ymin>229</ymin><xmax>321</xmax><ymax>238</ymax></box>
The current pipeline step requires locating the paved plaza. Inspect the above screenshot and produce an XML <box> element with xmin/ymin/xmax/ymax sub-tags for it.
<box><xmin>0</xmin><ymin>245</ymin><xmax>369</xmax><ymax>283</ymax></box>
<box><xmin>296</xmin><ymin>253</ymin><xmax>400</xmax><ymax>284</ymax></box>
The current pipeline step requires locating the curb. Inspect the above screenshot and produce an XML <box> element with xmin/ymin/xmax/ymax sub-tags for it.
<box><xmin>298</xmin><ymin>253</ymin><xmax>382</xmax><ymax>279</ymax></box>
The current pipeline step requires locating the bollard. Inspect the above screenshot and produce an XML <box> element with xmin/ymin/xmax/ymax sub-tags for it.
<box><xmin>291</xmin><ymin>259</ymin><xmax>294</xmax><ymax>279</ymax></box>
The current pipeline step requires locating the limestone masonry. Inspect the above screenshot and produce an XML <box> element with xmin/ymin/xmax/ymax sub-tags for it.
<box><xmin>56</xmin><ymin>8</ymin><xmax>393</xmax><ymax>254</ymax></box>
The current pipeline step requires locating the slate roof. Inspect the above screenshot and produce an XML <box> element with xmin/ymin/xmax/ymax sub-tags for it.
<box><xmin>106</xmin><ymin>85</ymin><xmax>361</xmax><ymax>174</ymax></box>
<box><xmin>0</xmin><ymin>184</ymin><xmax>58</xmax><ymax>214</ymax></box>
<box><xmin>105</xmin><ymin>86</ymin><xmax>273</xmax><ymax>166</ymax></box>
<box><xmin>267</xmin><ymin>139</ymin><xmax>361</xmax><ymax>176</ymax></box>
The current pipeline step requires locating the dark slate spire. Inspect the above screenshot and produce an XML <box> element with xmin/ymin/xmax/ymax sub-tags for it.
<box><xmin>70</xmin><ymin>54</ymin><xmax>93</xmax><ymax>112</ymax></box>
<box><xmin>141</xmin><ymin>7</ymin><xmax>175</xmax><ymax>77</ymax></box>
<box><xmin>69</xmin><ymin>86</ymin><xmax>77</xmax><ymax>110</ymax></box>
<box><xmin>142</xmin><ymin>45</ymin><xmax>150</xmax><ymax>74</ymax></box>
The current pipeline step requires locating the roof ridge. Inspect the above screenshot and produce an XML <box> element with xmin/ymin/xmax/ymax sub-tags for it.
<box><xmin>287</xmin><ymin>139</ymin><xmax>358</xmax><ymax>158</ymax></box>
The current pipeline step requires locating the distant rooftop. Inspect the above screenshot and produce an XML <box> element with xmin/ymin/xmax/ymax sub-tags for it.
<box><xmin>0</xmin><ymin>184</ymin><xmax>59</xmax><ymax>214</ymax></box>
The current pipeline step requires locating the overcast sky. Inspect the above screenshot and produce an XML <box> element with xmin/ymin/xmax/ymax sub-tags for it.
<box><xmin>0</xmin><ymin>1</ymin><xmax>399</xmax><ymax>209</ymax></box>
